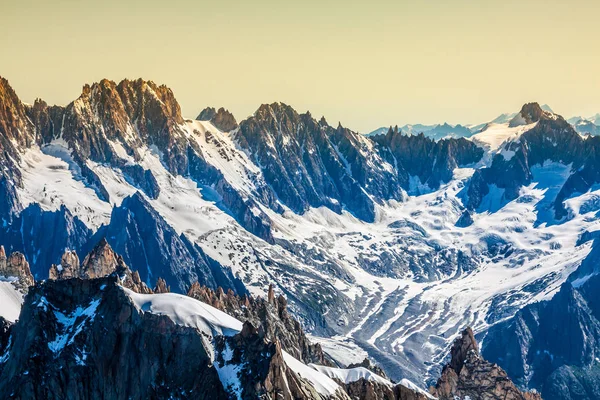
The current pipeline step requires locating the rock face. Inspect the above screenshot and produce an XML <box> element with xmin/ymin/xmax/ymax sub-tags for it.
<box><xmin>188</xmin><ymin>282</ymin><xmax>329</xmax><ymax>366</ymax></box>
<box><xmin>0</xmin><ymin>278</ymin><xmax>228</xmax><ymax>399</ymax></box>
<box><xmin>347</xmin><ymin>358</ymin><xmax>389</xmax><ymax>380</ymax></box>
<box><xmin>236</xmin><ymin>103</ymin><xmax>483</xmax><ymax>222</ymax></box>
<box><xmin>0</xmin><ymin>276</ymin><xmax>353</xmax><ymax>400</ymax></box>
<box><xmin>373</xmin><ymin>127</ymin><xmax>484</xmax><ymax>193</ymax></box>
<box><xmin>431</xmin><ymin>327</ymin><xmax>541</xmax><ymax>400</ymax></box>
<box><xmin>0</xmin><ymin>204</ymin><xmax>92</xmax><ymax>279</ymax></box>
<box><xmin>197</xmin><ymin>106</ymin><xmax>238</xmax><ymax>132</ymax></box>
<box><xmin>0</xmin><ymin>246</ymin><xmax>34</xmax><ymax>291</ymax></box>
<box><xmin>236</xmin><ymin>103</ymin><xmax>403</xmax><ymax>222</ymax></box>
<box><xmin>482</xmin><ymin>238</ymin><xmax>600</xmax><ymax>400</ymax></box>
<box><xmin>215</xmin><ymin>321</ymin><xmax>349</xmax><ymax>400</ymax></box>
<box><xmin>49</xmin><ymin>239</ymin><xmax>154</xmax><ymax>294</ymax></box>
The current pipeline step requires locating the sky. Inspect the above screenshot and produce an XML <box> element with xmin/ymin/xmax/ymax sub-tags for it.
<box><xmin>2</xmin><ymin>0</ymin><xmax>600</xmax><ymax>132</ymax></box>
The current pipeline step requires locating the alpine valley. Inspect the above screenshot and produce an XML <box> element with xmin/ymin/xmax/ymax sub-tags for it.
<box><xmin>1</xmin><ymin>76</ymin><xmax>599</xmax><ymax>400</ymax></box>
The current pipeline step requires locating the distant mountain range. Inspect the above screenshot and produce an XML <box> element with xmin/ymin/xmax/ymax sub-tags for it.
<box><xmin>368</xmin><ymin>104</ymin><xmax>600</xmax><ymax>140</ymax></box>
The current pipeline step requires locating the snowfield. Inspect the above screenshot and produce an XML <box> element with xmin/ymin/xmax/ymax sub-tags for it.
<box><xmin>471</xmin><ymin>122</ymin><xmax>537</xmax><ymax>150</ymax></box>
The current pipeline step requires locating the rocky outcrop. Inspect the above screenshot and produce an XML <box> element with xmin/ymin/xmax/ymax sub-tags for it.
<box><xmin>431</xmin><ymin>327</ymin><xmax>541</xmax><ymax>400</ymax></box>
<box><xmin>0</xmin><ymin>246</ymin><xmax>34</xmax><ymax>291</ymax></box>
<box><xmin>340</xmin><ymin>378</ymin><xmax>430</xmax><ymax>400</ymax></box>
<box><xmin>197</xmin><ymin>106</ymin><xmax>238</xmax><ymax>132</ymax></box>
<box><xmin>49</xmin><ymin>239</ymin><xmax>153</xmax><ymax>294</ymax></box>
<box><xmin>0</xmin><ymin>203</ymin><xmax>92</xmax><ymax>279</ymax></box>
<box><xmin>347</xmin><ymin>358</ymin><xmax>389</xmax><ymax>380</ymax></box>
<box><xmin>188</xmin><ymin>282</ymin><xmax>329</xmax><ymax>366</ymax></box>
<box><xmin>153</xmin><ymin>277</ymin><xmax>170</xmax><ymax>293</ymax></box>
<box><xmin>215</xmin><ymin>321</ymin><xmax>348</xmax><ymax>400</ymax></box>
<box><xmin>0</xmin><ymin>277</ymin><xmax>228</xmax><ymax>399</ymax></box>
<box><xmin>0</xmin><ymin>275</ymin><xmax>354</xmax><ymax>399</ymax></box>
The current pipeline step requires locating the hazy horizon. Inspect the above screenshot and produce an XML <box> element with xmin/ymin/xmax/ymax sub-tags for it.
<box><xmin>3</xmin><ymin>0</ymin><xmax>600</xmax><ymax>132</ymax></box>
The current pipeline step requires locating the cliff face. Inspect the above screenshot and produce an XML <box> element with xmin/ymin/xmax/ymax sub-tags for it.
<box><xmin>431</xmin><ymin>328</ymin><xmax>542</xmax><ymax>400</ymax></box>
<box><xmin>0</xmin><ymin>278</ymin><xmax>228</xmax><ymax>400</ymax></box>
<box><xmin>188</xmin><ymin>282</ymin><xmax>330</xmax><ymax>366</ymax></box>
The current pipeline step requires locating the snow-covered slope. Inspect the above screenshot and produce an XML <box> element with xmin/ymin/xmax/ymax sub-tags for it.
<box><xmin>0</xmin><ymin>281</ymin><xmax>22</xmax><ymax>322</ymax></box>
<box><xmin>470</xmin><ymin>122</ymin><xmax>538</xmax><ymax>150</ymax></box>
<box><xmin>125</xmin><ymin>288</ymin><xmax>243</xmax><ymax>338</ymax></box>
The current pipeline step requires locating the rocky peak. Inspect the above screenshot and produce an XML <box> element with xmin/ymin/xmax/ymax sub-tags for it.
<box><xmin>448</xmin><ymin>327</ymin><xmax>479</xmax><ymax>374</ymax></box>
<box><xmin>0</xmin><ymin>76</ymin><xmax>35</xmax><ymax>148</ymax></box>
<box><xmin>196</xmin><ymin>106</ymin><xmax>238</xmax><ymax>132</ymax></box>
<box><xmin>346</xmin><ymin>358</ymin><xmax>389</xmax><ymax>380</ymax></box>
<box><xmin>49</xmin><ymin>239</ymin><xmax>154</xmax><ymax>294</ymax></box>
<box><xmin>153</xmin><ymin>277</ymin><xmax>170</xmax><ymax>293</ymax></box>
<box><xmin>0</xmin><ymin>246</ymin><xmax>34</xmax><ymax>291</ymax></box>
<box><xmin>510</xmin><ymin>102</ymin><xmax>550</xmax><ymax>126</ymax></box>
<box><xmin>48</xmin><ymin>250</ymin><xmax>80</xmax><ymax>280</ymax></box>
<box><xmin>431</xmin><ymin>327</ymin><xmax>541</xmax><ymax>400</ymax></box>
<box><xmin>79</xmin><ymin>238</ymin><xmax>120</xmax><ymax>279</ymax></box>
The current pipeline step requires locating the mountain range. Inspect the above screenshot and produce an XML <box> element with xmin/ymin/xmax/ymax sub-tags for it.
<box><xmin>1</xmin><ymin>75</ymin><xmax>600</xmax><ymax>399</ymax></box>
<box><xmin>369</xmin><ymin>104</ymin><xmax>600</xmax><ymax>140</ymax></box>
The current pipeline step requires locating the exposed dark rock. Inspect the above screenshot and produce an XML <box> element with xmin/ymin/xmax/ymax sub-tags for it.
<box><xmin>153</xmin><ymin>277</ymin><xmax>170</xmax><ymax>293</ymax></box>
<box><xmin>49</xmin><ymin>239</ymin><xmax>154</xmax><ymax>294</ymax></box>
<box><xmin>197</xmin><ymin>106</ymin><xmax>238</xmax><ymax>132</ymax></box>
<box><xmin>466</xmin><ymin>102</ymin><xmax>600</xmax><ymax>216</ymax></box>
<box><xmin>0</xmin><ymin>203</ymin><xmax>92</xmax><ymax>279</ymax></box>
<box><xmin>0</xmin><ymin>277</ymin><xmax>228</xmax><ymax>399</ymax></box>
<box><xmin>187</xmin><ymin>282</ymin><xmax>330</xmax><ymax>366</ymax></box>
<box><xmin>374</xmin><ymin>127</ymin><xmax>483</xmax><ymax>193</ymax></box>
<box><xmin>236</xmin><ymin>103</ymin><xmax>405</xmax><ymax>222</ymax></box>
<box><xmin>455</xmin><ymin>210</ymin><xmax>474</xmax><ymax>227</ymax></box>
<box><xmin>431</xmin><ymin>327</ymin><xmax>541</xmax><ymax>400</ymax></box>
<box><xmin>217</xmin><ymin>320</ymin><xmax>349</xmax><ymax>399</ymax></box>
<box><xmin>347</xmin><ymin>358</ymin><xmax>389</xmax><ymax>380</ymax></box>
<box><xmin>0</xmin><ymin>246</ymin><xmax>34</xmax><ymax>291</ymax></box>
<box><xmin>0</xmin><ymin>316</ymin><xmax>11</xmax><ymax>351</ymax></box>
<box><xmin>88</xmin><ymin>192</ymin><xmax>240</xmax><ymax>294</ymax></box>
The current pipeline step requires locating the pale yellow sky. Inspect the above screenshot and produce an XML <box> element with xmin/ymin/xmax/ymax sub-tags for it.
<box><xmin>2</xmin><ymin>0</ymin><xmax>599</xmax><ymax>132</ymax></box>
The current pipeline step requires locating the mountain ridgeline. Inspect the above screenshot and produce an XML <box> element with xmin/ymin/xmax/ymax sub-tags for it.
<box><xmin>0</xmin><ymin>75</ymin><xmax>484</xmax><ymax>276</ymax></box>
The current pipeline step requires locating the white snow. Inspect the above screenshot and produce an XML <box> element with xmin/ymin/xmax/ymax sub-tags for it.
<box><xmin>44</xmin><ymin>297</ymin><xmax>101</xmax><ymax>355</ymax></box>
<box><xmin>310</xmin><ymin>364</ymin><xmax>392</xmax><ymax>386</ymax></box>
<box><xmin>0</xmin><ymin>282</ymin><xmax>23</xmax><ymax>322</ymax></box>
<box><xmin>214</xmin><ymin>343</ymin><xmax>244</xmax><ymax>399</ymax></box>
<box><xmin>124</xmin><ymin>288</ymin><xmax>243</xmax><ymax>338</ymax></box>
<box><xmin>471</xmin><ymin>122</ymin><xmax>537</xmax><ymax>151</ymax></box>
<box><xmin>17</xmin><ymin>144</ymin><xmax>113</xmax><ymax>229</ymax></box>
<box><xmin>282</xmin><ymin>351</ymin><xmax>341</xmax><ymax>396</ymax></box>
<box><xmin>11</xmin><ymin>110</ymin><xmax>600</xmax><ymax>389</ymax></box>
